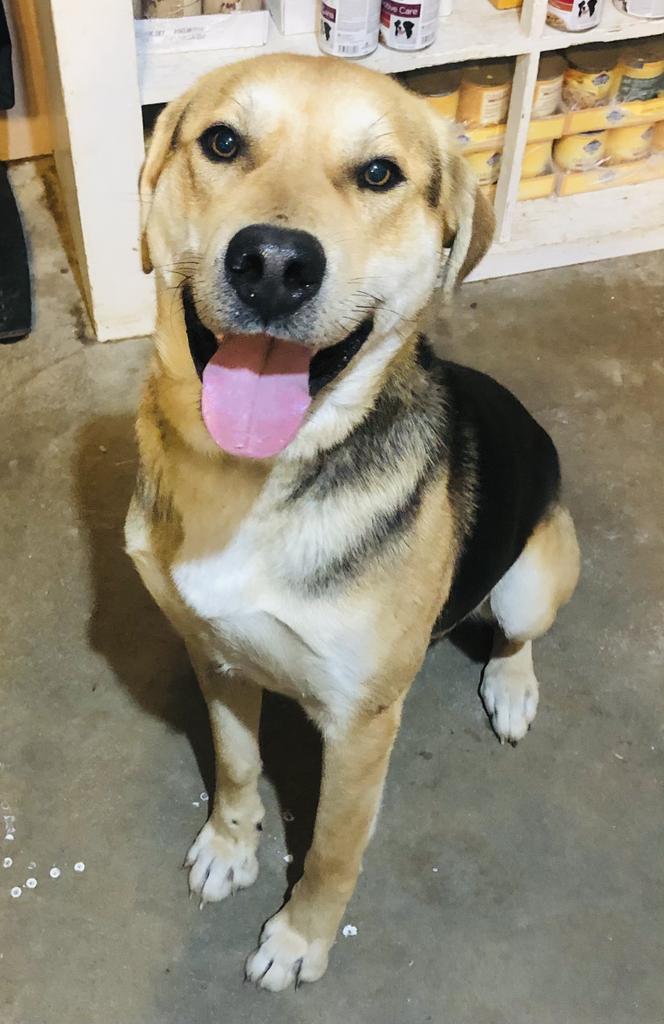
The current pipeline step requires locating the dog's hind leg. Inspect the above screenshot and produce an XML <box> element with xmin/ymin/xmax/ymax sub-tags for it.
<box><xmin>185</xmin><ymin>645</ymin><xmax>264</xmax><ymax>905</ymax></box>
<box><xmin>480</xmin><ymin>505</ymin><xmax>580</xmax><ymax>744</ymax></box>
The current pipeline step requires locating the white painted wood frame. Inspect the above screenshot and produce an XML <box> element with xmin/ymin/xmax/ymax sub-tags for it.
<box><xmin>37</xmin><ymin>0</ymin><xmax>664</xmax><ymax>339</ymax></box>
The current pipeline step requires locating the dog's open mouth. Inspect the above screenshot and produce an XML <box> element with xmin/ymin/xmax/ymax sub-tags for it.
<box><xmin>183</xmin><ymin>287</ymin><xmax>373</xmax><ymax>459</ymax></box>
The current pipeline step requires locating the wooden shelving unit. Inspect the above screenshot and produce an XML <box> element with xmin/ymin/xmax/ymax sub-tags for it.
<box><xmin>38</xmin><ymin>0</ymin><xmax>664</xmax><ymax>339</ymax></box>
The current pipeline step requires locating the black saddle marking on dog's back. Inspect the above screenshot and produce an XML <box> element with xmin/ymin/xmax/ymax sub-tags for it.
<box><xmin>431</xmin><ymin>350</ymin><xmax>561</xmax><ymax>632</ymax></box>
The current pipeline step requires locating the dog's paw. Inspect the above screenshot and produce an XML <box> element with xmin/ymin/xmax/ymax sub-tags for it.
<box><xmin>480</xmin><ymin>658</ymin><xmax>539</xmax><ymax>744</ymax></box>
<box><xmin>185</xmin><ymin>820</ymin><xmax>258</xmax><ymax>905</ymax></box>
<box><xmin>245</xmin><ymin>911</ymin><xmax>330</xmax><ymax>992</ymax></box>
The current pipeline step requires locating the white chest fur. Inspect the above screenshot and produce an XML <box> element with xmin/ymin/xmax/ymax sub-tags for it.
<box><xmin>170</xmin><ymin>478</ymin><xmax>379</xmax><ymax>727</ymax></box>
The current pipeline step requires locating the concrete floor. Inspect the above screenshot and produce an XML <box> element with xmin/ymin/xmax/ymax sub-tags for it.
<box><xmin>1</xmin><ymin>159</ymin><xmax>663</xmax><ymax>1024</ymax></box>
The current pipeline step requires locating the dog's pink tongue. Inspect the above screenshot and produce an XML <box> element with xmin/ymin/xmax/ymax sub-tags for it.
<box><xmin>201</xmin><ymin>334</ymin><xmax>312</xmax><ymax>459</ymax></box>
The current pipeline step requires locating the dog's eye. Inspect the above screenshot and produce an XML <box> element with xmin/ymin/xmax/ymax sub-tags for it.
<box><xmin>199</xmin><ymin>125</ymin><xmax>241</xmax><ymax>162</ymax></box>
<box><xmin>359</xmin><ymin>159</ymin><xmax>403</xmax><ymax>191</ymax></box>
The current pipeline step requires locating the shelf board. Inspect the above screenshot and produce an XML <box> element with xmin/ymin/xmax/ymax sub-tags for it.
<box><xmin>541</xmin><ymin>6</ymin><xmax>664</xmax><ymax>50</ymax></box>
<box><xmin>137</xmin><ymin>0</ymin><xmax>528</xmax><ymax>105</ymax></box>
<box><xmin>469</xmin><ymin>177</ymin><xmax>664</xmax><ymax>279</ymax></box>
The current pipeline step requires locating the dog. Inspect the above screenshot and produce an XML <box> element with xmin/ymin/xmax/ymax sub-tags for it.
<box><xmin>126</xmin><ymin>53</ymin><xmax>580</xmax><ymax>991</ymax></box>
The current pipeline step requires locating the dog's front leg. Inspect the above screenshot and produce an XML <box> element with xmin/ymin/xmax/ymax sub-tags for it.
<box><xmin>246</xmin><ymin>698</ymin><xmax>403</xmax><ymax>991</ymax></box>
<box><xmin>185</xmin><ymin>645</ymin><xmax>265</xmax><ymax>905</ymax></box>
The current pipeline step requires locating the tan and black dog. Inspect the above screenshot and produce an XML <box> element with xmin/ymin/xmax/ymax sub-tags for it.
<box><xmin>126</xmin><ymin>54</ymin><xmax>580</xmax><ymax>991</ymax></box>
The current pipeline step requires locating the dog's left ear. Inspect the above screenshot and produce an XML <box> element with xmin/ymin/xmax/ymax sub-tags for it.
<box><xmin>139</xmin><ymin>92</ymin><xmax>191</xmax><ymax>273</ymax></box>
<box><xmin>430</xmin><ymin>116</ymin><xmax>495</xmax><ymax>297</ymax></box>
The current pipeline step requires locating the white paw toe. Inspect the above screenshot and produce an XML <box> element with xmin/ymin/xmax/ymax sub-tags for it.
<box><xmin>185</xmin><ymin>821</ymin><xmax>258</xmax><ymax>903</ymax></box>
<box><xmin>481</xmin><ymin>663</ymin><xmax>539</xmax><ymax>744</ymax></box>
<box><xmin>245</xmin><ymin>913</ymin><xmax>329</xmax><ymax>991</ymax></box>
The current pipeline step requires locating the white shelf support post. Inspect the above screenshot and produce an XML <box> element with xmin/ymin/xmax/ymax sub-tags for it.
<box><xmin>35</xmin><ymin>0</ymin><xmax>155</xmax><ymax>340</ymax></box>
<box><xmin>520</xmin><ymin>0</ymin><xmax>548</xmax><ymax>42</ymax></box>
<box><xmin>493</xmin><ymin>50</ymin><xmax>540</xmax><ymax>244</ymax></box>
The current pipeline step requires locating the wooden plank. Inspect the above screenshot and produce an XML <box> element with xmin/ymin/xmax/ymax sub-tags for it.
<box><xmin>137</xmin><ymin>0</ymin><xmax>531</xmax><ymax>104</ymax></box>
<box><xmin>36</xmin><ymin>0</ymin><xmax>155</xmax><ymax>340</ymax></box>
<box><xmin>493</xmin><ymin>51</ymin><xmax>539</xmax><ymax>243</ymax></box>
<box><xmin>0</xmin><ymin>0</ymin><xmax>51</xmax><ymax>161</ymax></box>
<box><xmin>540</xmin><ymin>6</ymin><xmax>664</xmax><ymax>49</ymax></box>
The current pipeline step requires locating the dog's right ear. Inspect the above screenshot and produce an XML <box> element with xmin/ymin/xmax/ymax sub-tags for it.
<box><xmin>426</xmin><ymin>111</ymin><xmax>495</xmax><ymax>297</ymax></box>
<box><xmin>139</xmin><ymin>94</ymin><xmax>190</xmax><ymax>273</ymax></box>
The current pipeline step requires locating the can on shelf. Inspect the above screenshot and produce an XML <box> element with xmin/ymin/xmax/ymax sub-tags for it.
<box><xmin>553</xmin><ymin>130</ymin><xmax>606</xmax><ymax>170</ymax></box>
<box><xmin>612</xmin><ymin>0</ymin><xmax>664</xmax><ymax>17</ymax></box>
<box><xmin>380</xmin><ymin>0</ymin><xmax>441</xmax><ymax>51</ymax></box>
<box><xmin>457</xmin><ymin>61</ymin><xmax>513</xmax><ymax>127</ymax></box>
<box><xmin>521</xmin><ymin>140</ymin><xmax>553</xmax><ymax>177</ymax></box>
<box><xmin>612</xmin><ymin>44</ymin><xmax>664</xmax><ymax>102</ymax></box>
<box><xmin>532</xmin><ymin>54</ymin><xmax>566</xmax><ymax>118</ymax></box>
<box><xmin>562</xmin><ymin>46</ymin><xmax>619</xmax><ymax>108</ymax></box>
<box><xmin>397</xmin><ymin>66</ymin><xmax>462</xmax><ymax>119</ymax></box>
<box><xmin>605</xmin><ymin>123</ymin><xmax>655</xmax><ymax>161</ymax></box>
<box><xmin>546</xmin><ymin>0</ymin><xmax>605</xmax><ymax>32</ymax></box>
<box><xmin>319</xmin><ymin>0</ymin><xmax>382</xmax><ymax>57</ymax></box>
<box><xmin>465</xmin><ymin>148</ymin><xmax>502</xmax><ymax>185</ymax></box>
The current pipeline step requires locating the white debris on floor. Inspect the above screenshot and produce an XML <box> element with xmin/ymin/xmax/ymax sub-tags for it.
<box><xmin>342</xmin><ymin>924</ymin><xmax>358</xmax><ymax>938</ymax></box>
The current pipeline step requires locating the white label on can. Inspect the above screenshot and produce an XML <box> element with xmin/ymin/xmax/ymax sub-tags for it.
<box><xmin>546</xmin><ymin>0</ymin><xmax>603</xmax><ymax>30</ymax></box>
<box><xmin>532</xmin><ymin>78</ymin><xmax>563</xmax><ymax>118</ymax></box>
<box><xmin>320</xmin><ymin>0</ymin><xmax>381</xmax><ymax>57</ymax></box>
<box><xmin>479</xmin><ymin>87</ymin><xmax>510</xmax><ymax>127</ymax></box>
<box><xmin>379</xmin><ymin>0</ymin><xmax>440</xmax><ymax>51</ymax></box>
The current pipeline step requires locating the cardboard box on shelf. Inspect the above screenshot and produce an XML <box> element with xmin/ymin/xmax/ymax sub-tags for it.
<box><xmin>134</xmin><ymin>7</ymin><xmax>269</xmax><ymax>53</ymax></box>
<box><xmin>556</xmin><ymin>153</ymin><xmax>664</xmax><ymax>196</ymax></box>
<box><xmin>520</xmin><ymin>174</ymin><xmax>556</xmax><ymax>199</ymax></box>
<box><xmin>562</xmin><ymin>95</ymin><xmax>664</xmax><ymax>135</ymax></box>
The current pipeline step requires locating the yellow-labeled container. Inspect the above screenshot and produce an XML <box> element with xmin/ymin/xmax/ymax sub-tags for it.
<box><xmin>522</xmin><ymin>140</ymin><xmax>553</xmax><ymax>177</ymax></box>
<box><xmin>653</xmin><ymin>121</ymin><xmax>664</xmax><ymax>152</ymax></box>
<box><xmin>466</xmin><ymin>147</ymin><xmax>502</xmax><ymax>184</ymax></box>
<box><xmin>487</xmin><ymin>0</ymin><xmax>521</xmax><ymax>8</ymax></box>
<box><xmin>519</xmin><ymin>174</ymin><xmax>555</xmax><ymax>200</ymax></box>
<box><xmin>398</xmin><ymin>67</ymin><xmax>462</xmax><ymax>120</ymax></box>
<box><xmin>563</xmin><ymin>47</ymin><xmax>619</xmax><ymax>110</ymax></box>
<box><xmin>556</xmin><ymin>155</ymin><xmax>664</xmax><ymax>196</ymax></box>
<box><xmin>605</xmin><ymin>122</ymin><xmax>654</xmax><ymax>162</ymax></box>
<box><xmin>612</xmin><ymin>45</ymin><xmax>664</xmax><ymax>103</ymax></box>
<box><xmin>457</xmin><ymin>61</ymin><xmax>512</xmax><ymax>127</ymax></box>
<box><xmin>554</xmin><ymin>130</ymin><xmax>606</xmax><ymax>170</ymax></box>
<box><xmin>533</xmin><ymin>54</ymin><xmax>566</xmax><ymax>119</ymax></box>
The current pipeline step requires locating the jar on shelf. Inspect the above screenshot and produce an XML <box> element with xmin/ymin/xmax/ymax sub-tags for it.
<box><xmin>562</xmin><ymin>46</ymin><xmax>619</xmax><ymax>108</ymax></box>
<box><xmin>457</xmin><ymin>61</ymin><xmax>513</xmax><ymax>127</ymax></box>
<box><xmin>397</xmin><ymin>67</ymin><xmax>462</xmax><ymax>118</ymax></box>
<box><xmin>318</xmin><ymin>0</ymin><xmax>381</xmax><ymax>57</ymax></box>
<box><xmin>612</xmin><ymin>44</ymin><xmax>664</xmax><ymax>102</ymax></box>
<box><xmin>653</xmin><ymin>122</ymin><xmax>664</xmax><ymax>152</ymax></box>
<box><xmin>532</xmin><ymin>54</ymin><xmax>566</xmax><ymax>118</ymax></box>
<box><xmin>554</xmin><ymin>130</ymin><xmax>606</xmax><ymax>170</ymax></box>
<box><xmin>142</xmin><ymin>0</ymin><xmax>202</xmax><ymax>14</ymax></box>
<box><xmin>522</xmin><ymin>140</ymin><xmax>553</xmax><ymax>177</ymax></box>
<box><xmin>465</xmin><ymin>148</ymin><xmax>502</xmax><ymax>184</ymax></box>
<box><xmin>605</xmin><ymin>123</ymin><xmax>655</xmax><ymax>161</ymax></box>
<box><xmin>546</xmin><ymin>0</ymin><xmax>605</xmax><ymax>32</ymax></box>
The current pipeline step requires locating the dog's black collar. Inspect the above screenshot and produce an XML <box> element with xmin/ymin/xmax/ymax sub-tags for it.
<box><xmin>182</xmin><ymin>285</ymin><xmax>373</xmax><ymax>395</ymax></box>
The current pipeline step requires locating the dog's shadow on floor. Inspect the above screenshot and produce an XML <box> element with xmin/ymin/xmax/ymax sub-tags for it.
<box><xmin>73</xmin><ymin>415</ymin><xmax>321</xmax><ymax>889</ymax></box>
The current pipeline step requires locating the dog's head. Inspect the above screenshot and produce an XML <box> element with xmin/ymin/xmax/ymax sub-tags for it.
<box><xmin>141</xmin><ymin>55</ymin><xmax>493</xmax><ymax>459</ymax></box>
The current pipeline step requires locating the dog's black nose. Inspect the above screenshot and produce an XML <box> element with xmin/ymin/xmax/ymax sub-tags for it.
<box><xmin>225</xmin><ymin>224</ymin><xmax>326</xmax><ymax>324</ymax></box>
